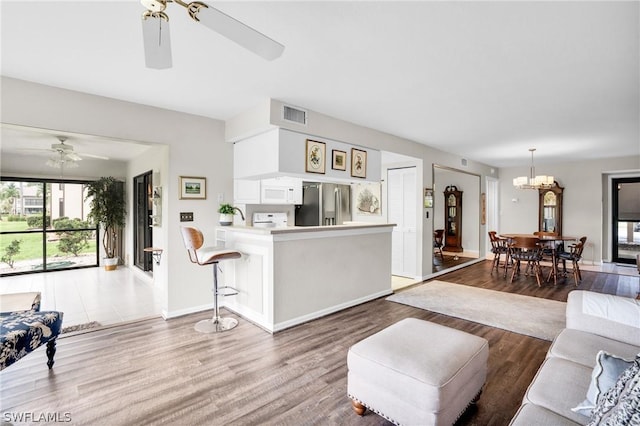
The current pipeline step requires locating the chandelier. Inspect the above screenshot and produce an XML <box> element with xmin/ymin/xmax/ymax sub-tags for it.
<box><xmin>512</xmin><ymin>148</ymin><xmax>554</xmax><ymax>189</ymax></box>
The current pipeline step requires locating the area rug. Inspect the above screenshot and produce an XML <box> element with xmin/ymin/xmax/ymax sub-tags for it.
<box><xmin>62</xmin><ymin>321</ymin><xmax>102</xmax><ymax>334</ymax></box>
<box><xmin>386</xmin><ymin>280</ymin><xmax>565</xmax><ymax>341</ymax></box>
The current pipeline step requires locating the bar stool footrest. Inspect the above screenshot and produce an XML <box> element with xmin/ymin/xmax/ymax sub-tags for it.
<box><xmin>216</xmin><ymin>285</ymin><xmax>239</xmax><ymax>297</ymax></box>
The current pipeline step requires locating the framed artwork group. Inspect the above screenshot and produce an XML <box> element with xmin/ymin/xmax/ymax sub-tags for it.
<box><xmin>305</xmin><ymin>139</ymin><xmax>367</xmax><ymax>178</ymax></box>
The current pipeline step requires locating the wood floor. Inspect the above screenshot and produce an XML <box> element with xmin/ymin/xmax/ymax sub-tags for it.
<box><xmin>1</xmin><ymin>261</ymin><xmax>638</xmax><ymax>426</ymax></box>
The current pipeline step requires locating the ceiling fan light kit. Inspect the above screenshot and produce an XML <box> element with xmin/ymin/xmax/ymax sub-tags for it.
<box><xmin>140</xmin><ymin>0</ymin><xmax>285</xmax><ymax>69</ymax></box>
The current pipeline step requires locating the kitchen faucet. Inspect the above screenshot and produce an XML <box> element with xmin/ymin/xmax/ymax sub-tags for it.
<box><xmin>233</xmin><ymin>207</ymin><xmax>245</xmax><ymax>221</ymax></box>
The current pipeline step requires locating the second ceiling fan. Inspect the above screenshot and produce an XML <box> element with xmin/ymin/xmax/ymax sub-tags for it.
<box><xmin>140</xmin><ymin>0</ymin><xmax>285</xmax><ymax>69</ymax></box>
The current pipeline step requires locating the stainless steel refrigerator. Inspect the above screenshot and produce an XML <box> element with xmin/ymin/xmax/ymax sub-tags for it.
<box><xmin>295</xmin><ymin>182</ymin><xmax>351</xmax><ymax>226</ymax></box>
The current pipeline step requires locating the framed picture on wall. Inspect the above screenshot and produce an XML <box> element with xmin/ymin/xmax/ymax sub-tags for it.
<box><xmin>305</xmin><ymin>139</ymin><xmax>326</xmax><ymax>174</ymax></box>
<box><xmin>332</xmin><ymin>150</ymin><xmax>347</xmax><ymax>171</ymax></box>
<box><xmin>351</xmin><ymin>148</ymin><xmax>367</xmax><ymax>178</ymax></box>
<box><xmin>179</xmin><ymin>176</ymin><xmax>206</xmax><ymax>199</ymax></box>
<box><xmin>424</xmin><ymin>188</ymin><xmax>434</xmax><ymax>208</ymax></box>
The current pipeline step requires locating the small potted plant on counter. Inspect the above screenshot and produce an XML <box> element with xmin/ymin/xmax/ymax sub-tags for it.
<box><xmin>218</xmin><ymin>203</ymin><xmax>244</xmax><ymax>226</ymax></box>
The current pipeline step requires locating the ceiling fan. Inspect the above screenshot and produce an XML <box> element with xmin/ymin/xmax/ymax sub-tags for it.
<box><xmin>19</xmin><ymin>136</ymin><xmax>110</xmax><ymax>169</ymax></box>
<box><xmin>140</xmin><ymin>0</ymin><xmax>285</xmax><ymax>69</ymax></box>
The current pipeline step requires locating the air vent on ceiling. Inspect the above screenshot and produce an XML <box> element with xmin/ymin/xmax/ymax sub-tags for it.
<box><xmin>282</xmin><ymin>105</ymin><xmax>307</xmax><ymax>125</ymax></box>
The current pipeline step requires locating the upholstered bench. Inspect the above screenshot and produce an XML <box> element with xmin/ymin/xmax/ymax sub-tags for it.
<box><xmin>0</xmin><ymin>292</ymin><xmax>63</xmax><ymax>371</ymax></box>
<box><xmin>347</xmin><ymin>318</ymin><xmax>489</xmax><ymax>425</ymax></box>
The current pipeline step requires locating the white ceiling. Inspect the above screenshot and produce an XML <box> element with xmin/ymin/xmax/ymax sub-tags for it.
<box><xmin>1</xmin><ymin>1</ymin><xmax>638</xmax><ymax>168</ymax></box>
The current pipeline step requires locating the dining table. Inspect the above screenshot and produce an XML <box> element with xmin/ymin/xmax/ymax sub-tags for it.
<box><xmin>499</xmin><ymin>234</ymin><xmax>578</xmax><ymax>285</ymax></box>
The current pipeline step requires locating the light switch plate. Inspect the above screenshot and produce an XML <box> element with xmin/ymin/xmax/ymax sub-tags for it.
<box><xmin>180</xmin><ymin>212</ymin><xmax>194</xmax><ymax>222</ymax></box>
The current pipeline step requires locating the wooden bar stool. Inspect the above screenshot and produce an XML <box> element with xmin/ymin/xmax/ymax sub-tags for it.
<box><xmin>180</xmin><ymin>226</ymin><xmax>242</xmax><ymax>333</ymax></box>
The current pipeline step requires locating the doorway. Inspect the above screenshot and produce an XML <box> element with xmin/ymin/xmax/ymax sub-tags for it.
<box><xmin>611</xmin><ymin>177</ymin><xmax>640</xmax><ymax>264</ymax></box>
<box><xmin>133</xmin><ymin>171</ymin><xmax>153</xmax><ymax>272</ymax></box>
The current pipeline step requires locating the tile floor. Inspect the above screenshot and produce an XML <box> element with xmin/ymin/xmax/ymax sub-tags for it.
<box><xmin>0</xmin><ymin>266</ymin><xmax>163</xmax><ymax>327</ymax></box>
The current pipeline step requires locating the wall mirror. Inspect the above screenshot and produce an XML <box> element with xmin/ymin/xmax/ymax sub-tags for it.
<box><xmin>539</xmin><ymin>182</ymin><xmax>563</xmax><ymax>235</ymax></box>
<box><xmin>433</xmin><ymin>166</ymin><xmax>480</xmax><ymax>274</ymax></box>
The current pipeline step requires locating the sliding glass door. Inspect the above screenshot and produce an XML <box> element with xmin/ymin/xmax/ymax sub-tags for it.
<box><xmin>0</xmin><ymin>178</ymin><xmax>98</xmax><ymax>276</ymax></box>
<box><xmin>612</xmin><ymin>177</ymin><xmax>640</xmax><ymax>264</ymax></box>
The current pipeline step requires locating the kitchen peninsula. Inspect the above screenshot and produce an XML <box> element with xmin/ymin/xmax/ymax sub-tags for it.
<box><xmin>219</xmin><ymin>223</ymin><xmax>394</xmax><ymax>333</ymax></box>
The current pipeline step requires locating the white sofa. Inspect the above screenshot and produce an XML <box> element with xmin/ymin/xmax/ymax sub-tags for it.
<box><xmin>510</xmin><ymin>290</ymin><xmax>640</xmax><ymax>425</ymax></box>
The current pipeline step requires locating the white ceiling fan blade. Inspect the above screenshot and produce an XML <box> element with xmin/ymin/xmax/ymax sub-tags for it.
<box><xmin>65</xmin><ymin>152</ymin><xmax>82</xmax><ymax>161</ymax></box>
<box><xmin>141</xmin><ymin>11</ymin><xmax>172</xmax><ymax>69</ymax></box>
<box><xmin>192</xmin><ymin>4</ymin><xmax>284</xmax><ymax>61</ymax></box>
<box><xmin>77</xmin><ymin>152</ymin><xmax>110</xmax><ymax>160</ymax></box>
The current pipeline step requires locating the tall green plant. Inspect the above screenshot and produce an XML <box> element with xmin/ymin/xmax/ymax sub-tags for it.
<box><xmin>85</xmin><ymin>177</ymin><xmax>126</xmax><ymax>259</ymax></box>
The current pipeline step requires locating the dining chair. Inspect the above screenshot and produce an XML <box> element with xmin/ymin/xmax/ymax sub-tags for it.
<box><xmin>433</xmin><ymin>229</ymin><xmax>445</xmax><ymax>259</ymax></box>
<box><xmin>488</xmin><ymin>231</ymin><xmax>508</xmax><ymax>274</ymax></box>
<box><xmin>557</xmin><ymin>236</ymin><xmax>587</xmax><ymax>286</ymax></box>
<box><xmin>508</xmin><ymin>236</ymin><xmax>543</xmax><ymax>286</ymax></box>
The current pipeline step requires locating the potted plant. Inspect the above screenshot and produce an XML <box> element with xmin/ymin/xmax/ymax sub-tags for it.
<box><xmin>85</xmin><ymin>177</ymin><xmax>126</xmax><ymax>270</ymax></box>
<box><xmin>218</xmin><ymin>203</ymin><xmax>243</xmax><ymax>226</ymax></box>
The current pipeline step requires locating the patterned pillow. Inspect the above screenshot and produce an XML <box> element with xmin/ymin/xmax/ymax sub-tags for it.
<box><xmin>587</xmin><ymin>354</ymin><xmax>640</xmax><ymax>426</ymax></box>
<box><xmin>572</xmin><ymin>351</ymin><xmax>635</xmax><ymax>416</ymax></box>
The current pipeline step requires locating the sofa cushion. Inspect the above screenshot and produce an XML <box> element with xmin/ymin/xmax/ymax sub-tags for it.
<box><xmin>587</xmin><ymin>355</ymin><xmax>640</xmax><ymax>425</ymax></box>
<box><xmin>524</xmin><ymin>357</ymin><xmax>592</xmax><ymax>425</ymax></box>
<box><xmin>549</xmin><ymin>329</ymin><xmax>640</xmax><ymax>368</ymax></box>
<box><xmin>572</xmin><ymin>350</ymin><xmax>635</xmax><ymax>417</ymax></box>
<box><xmin>566</xmin><ymin>291</ymin><xmax>640</xmax><ymax>347</ymax></box>
<box><xmin>510</xmin><ymin>403</ymin><xmax>580</xmax><ymax>426</ymax></box>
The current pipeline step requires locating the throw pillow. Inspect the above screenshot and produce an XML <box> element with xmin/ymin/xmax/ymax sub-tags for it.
<box><xmin>572</xmin><ymin>350</ymin><xmax>634</xmax><ymax>417</ymax></box>
<box><xmin>587</xmin><ymin>354</ymin><xmax>640</xmax><ymax>426</ymax></box>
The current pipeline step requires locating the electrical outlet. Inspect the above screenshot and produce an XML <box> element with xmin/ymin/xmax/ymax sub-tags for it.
<box><xmin>180</xmin><ymin>212</ymin><xmax>194</xmax><ymax>222</ymax></box>
<box><xmin>217</xmin><ymin>193</ymin><xmax>224</xmax><ymax>203</ymax></box>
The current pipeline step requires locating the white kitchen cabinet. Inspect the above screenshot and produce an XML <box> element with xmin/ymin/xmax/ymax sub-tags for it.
<box><xmin>234</xmin><ymin>179</ymin><xmax>261</xmax><ymax>204</ymax></box>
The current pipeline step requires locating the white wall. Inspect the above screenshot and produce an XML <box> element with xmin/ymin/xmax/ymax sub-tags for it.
<box><xmin>2</xmin><ymin>77</ymin><xmax>233</xmax><ymax>318</ymax></box>
<box><xmin>500</xmin><ymin>156</ymin><xmax>640</xmax><ymax>265</ymax></box>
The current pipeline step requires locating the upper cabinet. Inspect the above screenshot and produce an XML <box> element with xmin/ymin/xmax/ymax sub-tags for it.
<box><xmin>539</xmin><ymin>182</ymin><xmax>563</xmax><ymax>235</ymax></box>
<box><xmin>234</xmin><ymin>179</ymin><xmax>261</xmax><ymax>204</ymax></box>
<box><xmin>233</xmin><ymin>128</ymin><xmax>381</xmax><ymax>183</ymax></box>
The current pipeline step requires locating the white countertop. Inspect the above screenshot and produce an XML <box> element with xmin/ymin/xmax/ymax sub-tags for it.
<box><xmin>220</xmin><ymin>222</ymin><xmax>395</xmax><ymax>235</ymax></box>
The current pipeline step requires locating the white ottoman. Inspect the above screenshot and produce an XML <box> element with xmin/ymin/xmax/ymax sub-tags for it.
<box><xmin>347</xmin><ymin>318</ymin><xmax>489</xmax><ymax>425</ymax></box>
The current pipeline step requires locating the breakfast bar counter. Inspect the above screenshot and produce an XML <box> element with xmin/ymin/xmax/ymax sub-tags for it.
<box><xmin>218</xmin><ymin>223</ymin><xmax>395</xmax><ymax>333</ymax></box>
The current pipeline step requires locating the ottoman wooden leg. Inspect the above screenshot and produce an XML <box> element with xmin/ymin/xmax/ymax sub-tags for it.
<box><xmin>351</xmin><ymin>399</ymin><xmax>366</xmax><ymax>416</ymax></box>
<box><xmin>46</xmin><ymin>339</ymin><xmax>57</xmax><ymax>369</ymax></box>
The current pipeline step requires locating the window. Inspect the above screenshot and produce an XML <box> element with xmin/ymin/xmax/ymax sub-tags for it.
<box><xmin>0</xmin><ymin>178</ymin><xmax>98</xmax><ymax>276</ymax></box>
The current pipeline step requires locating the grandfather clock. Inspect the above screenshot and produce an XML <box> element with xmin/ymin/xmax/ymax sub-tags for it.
<box><xmin>444</xmin><ymin>185</ymin><xmax>463</xmax><ymax>252</ymax></box>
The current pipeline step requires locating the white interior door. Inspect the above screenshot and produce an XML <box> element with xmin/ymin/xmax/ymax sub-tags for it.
<box><xmin>388</xmin><ymin>167</ymin><xmax>417</xmax><ymax>278</ymax></box>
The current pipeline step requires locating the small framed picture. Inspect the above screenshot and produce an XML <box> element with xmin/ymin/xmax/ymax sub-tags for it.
<box><xmin>332</xmin><ymin>150</ymin><xmax>347</xmax><ymax>171</ymax></box>
<box><xmin>305</xmin><ymin>139</ymin><xmax>326</xmax><ymax>174</ymax></box>
<box><xmin>351</xmin><ymin>148</ymin><xmax>367</xmax><ymax>178</ymax></box>
<box><xmin>179</xmin><ymin>176</ymin><xmax>206</xmax><ymax>199</ymax></box>
<box><xmin>424</xmin><ymin>188</ymin><xmax>433</xmax><ymax>208</ymax></box>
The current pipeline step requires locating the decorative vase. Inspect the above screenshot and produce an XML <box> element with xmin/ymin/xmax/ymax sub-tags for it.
<box><xmin>104</xmin><ymin>257</ymin><xmax>118</xmax><ymax>271</ymax></box>
<box><xmin>219</xmin><ymin>213</ymin><xmax>234</xmax><ymax>226</ymax></box>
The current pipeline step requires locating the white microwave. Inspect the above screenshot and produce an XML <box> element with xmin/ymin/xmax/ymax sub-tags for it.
<box><xmin>261</xmin><ymin>185</ymin><xmax>296</xmax><ymax>204</ymax></box>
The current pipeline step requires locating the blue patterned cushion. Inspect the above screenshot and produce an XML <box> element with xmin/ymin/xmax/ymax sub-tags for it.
<box><xmin>0</xmin><ymin>310</ymin><xmax>63</xmax><ymax>370</ymax></box>
<box><xmin>573</xmin><ymin>351</ymin><xmax>635</xmax><ymax>416</ymax></box>
<box><xmin>587</xmin><ymin>354</ymin><xmax>640</xmax><ymax>425</ymax></box>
